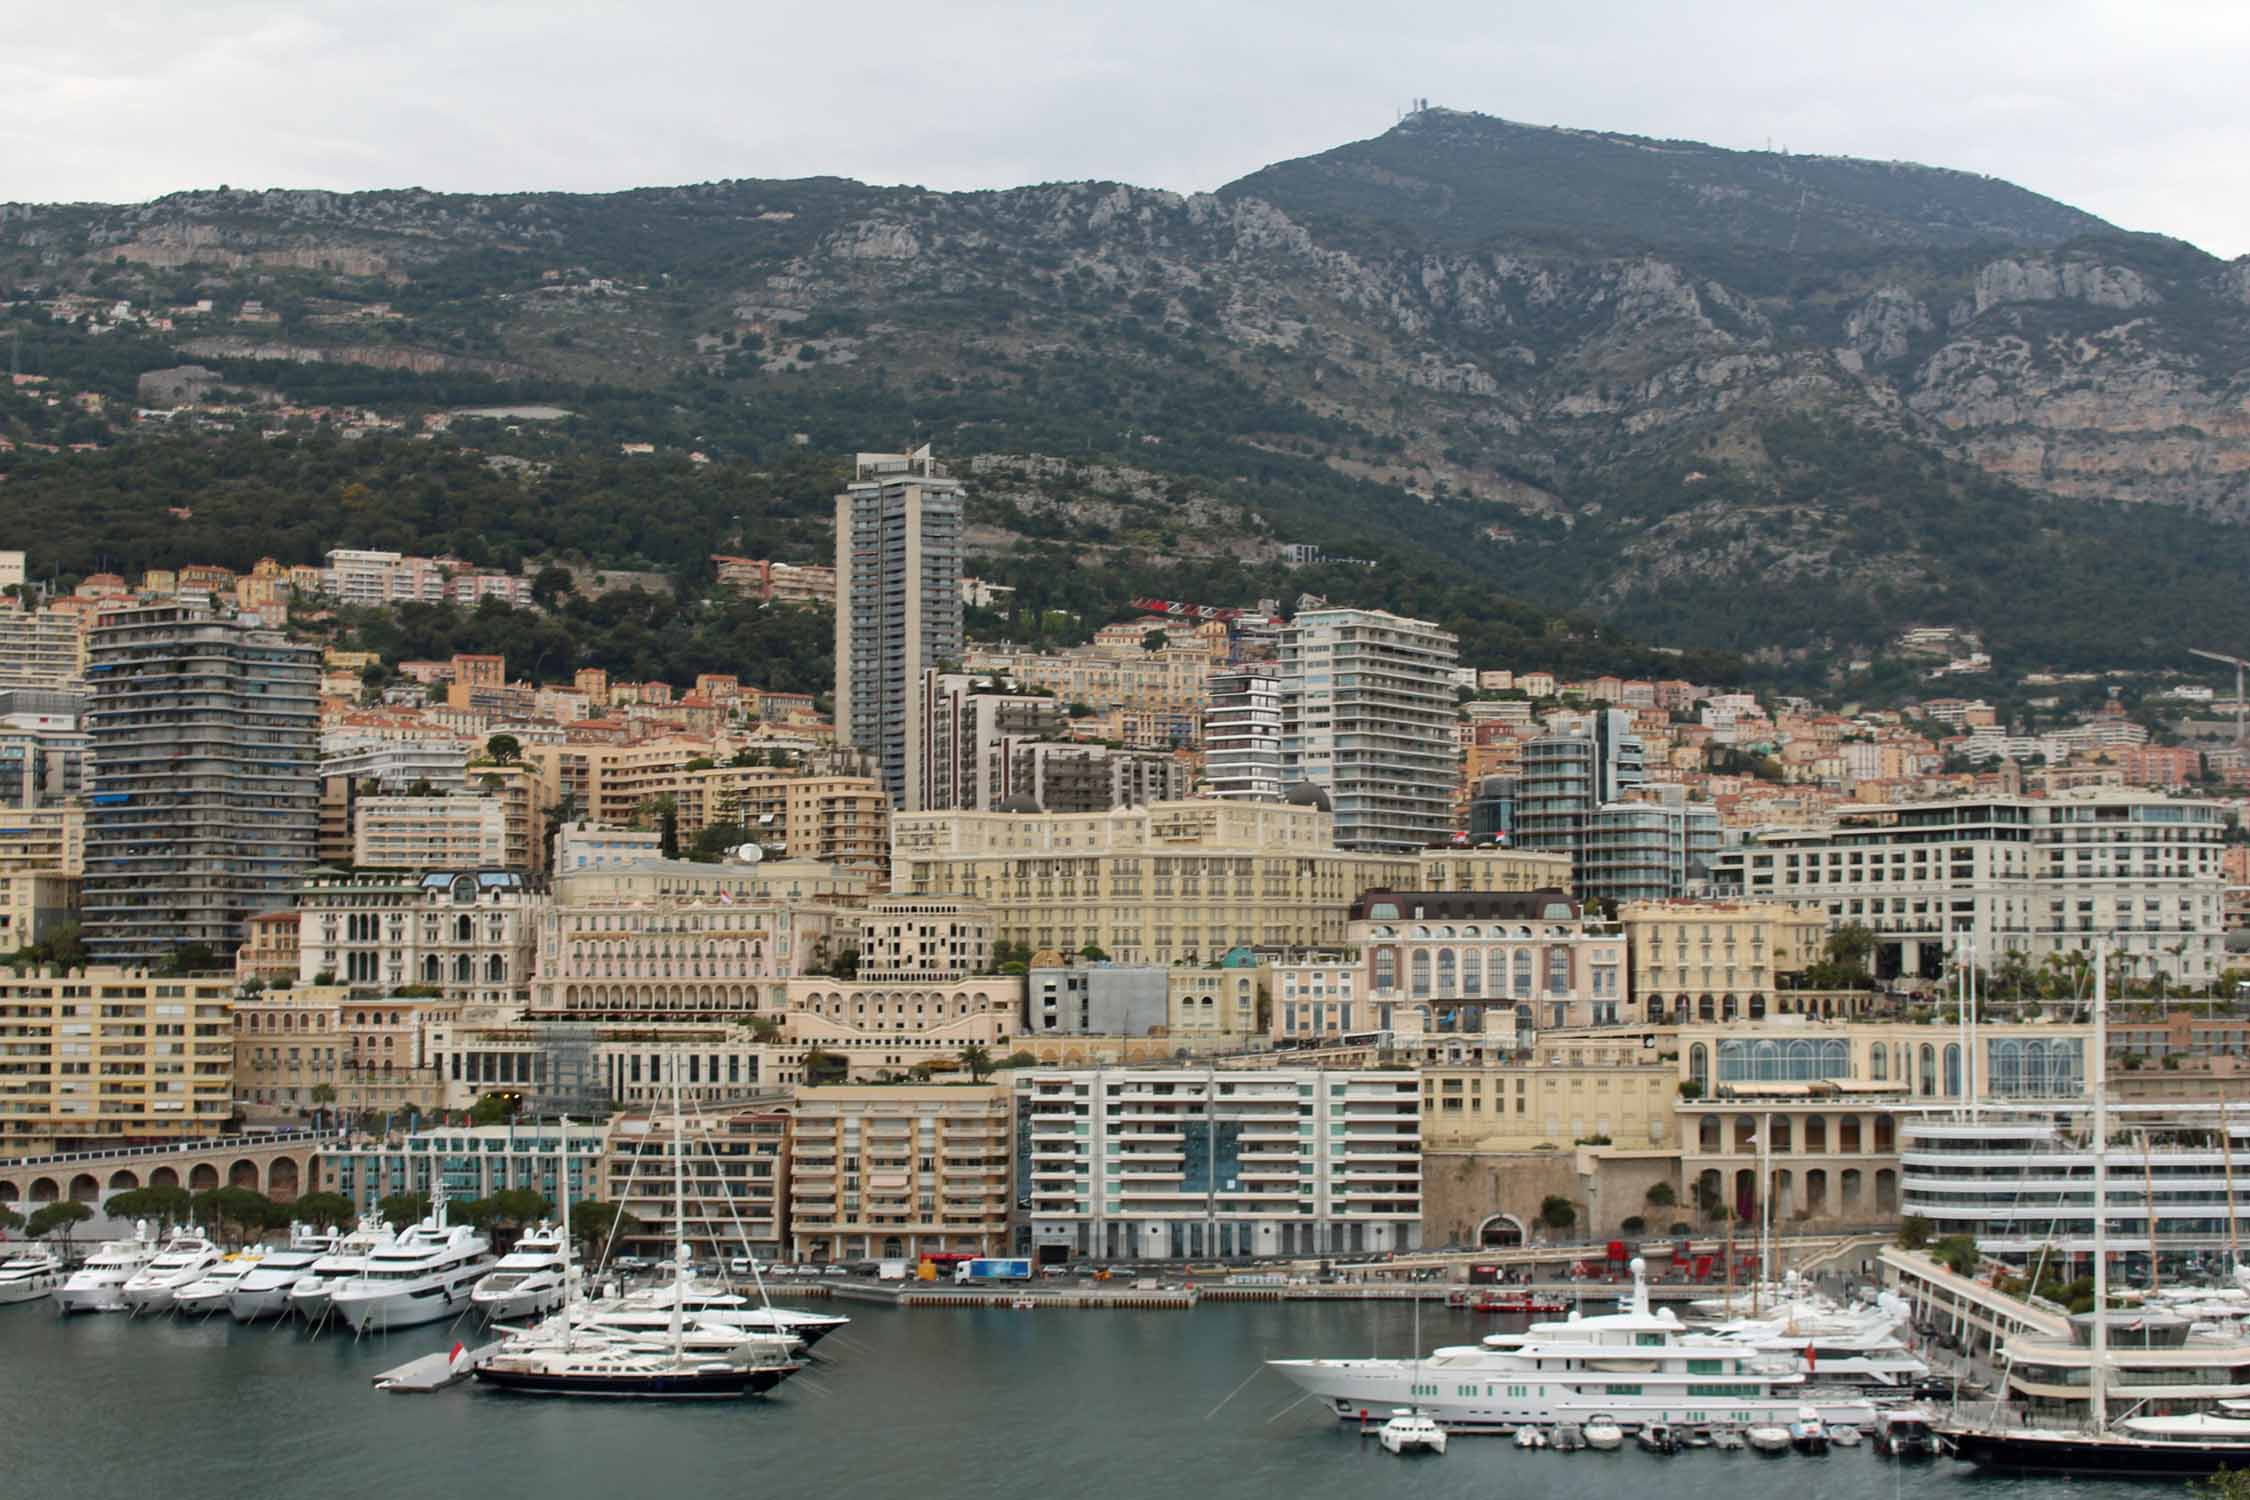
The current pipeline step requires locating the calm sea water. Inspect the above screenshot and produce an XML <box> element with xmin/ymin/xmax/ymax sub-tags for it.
<box><xmin>0</xmin><ymin>1298</ymin><xmax>2168</xmax><ymax>1499</ymax></box>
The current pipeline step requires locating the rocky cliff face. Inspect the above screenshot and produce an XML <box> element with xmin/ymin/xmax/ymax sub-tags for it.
<box><xmin>7</xmin><ymin>124</ymin><xmax>2250</xmax><ymax>662</ymax></box>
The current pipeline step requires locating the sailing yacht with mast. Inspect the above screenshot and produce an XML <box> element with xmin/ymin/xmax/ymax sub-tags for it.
<box><xmin>475</xmin><ymin>1090</ymin><xmax>804</xmax><ymax>1398</ymax></box>
<box><xmin>1942</xmin><ymin>943</ymin><xmax>2250</xmax><ymax>1475</ymax></box>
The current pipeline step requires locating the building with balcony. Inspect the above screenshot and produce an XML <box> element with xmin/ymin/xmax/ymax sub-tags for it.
<box><xmin>1017</xmin><ymin>1067</ymin><xmax>1421</xmax><ymax>1260</ymax></box>
<box><xmin>1713</xmin><ymin>790</ymin><xmax>2228</xmax><ymax>986</ymax></box>
<box><xmin>293</xmin><ymin>869</ymin><xmax>543</xmax><ymax>1014</ymax></box>
<box><xmin>1350</xmin><ymin>889</ymin><xmax>1624</xmax><ymax>1037</ymax></box>
<box><xmin>1579</xmin><ymin>797</ymin><xmax>1720</xmax><ymax>905</ymax></box>
<box><xmin>1899</xmin><ymin>1107</ymin><xmax>2250</xmax><ymax>1261</ymax></box>
<box><xmin>835</xmin><ymin>447</ymin><xmax>964</xmax><ymax>806</ymax></box>
<box><xmin>83</xmin><ymin>605</ymin><xmax>320</xmax><ymax>963</ymax></box>
<box><xmin>1268</xmin><ymin>958</ymin><xmax>1364</xmax><ymax>1042</ymax></box>
<box><xmin>526</xmin><ymin>886</ymin><xmax>837</xmax><ymax>1021</ymax></box>
<box><xmin>915</xmin><ymin>670</ymin><xmax>1066</xmax><ymax>813</ymax></box>
<box><xmin>787</xmin><ymin>1083</ymin><xmax>1012</xmax><ymax>1261</ymax></box>
<box><xmin>232</xmin><ymin>983</ymin><xmax>450</xmax><ymax>1118</ymax></box>
<box><xmin>605</xmin><ymin>1100</ymin><xmax>792</xmax><ymax>1261</ymax></box>
<box><xmin>1278</xmin><ymin>608</ymin><xmax>1460</xmax><ymax>852</ymax></box>
<box><xmin>1202</xmin><ymin>671</ymin><xmax>1283</xmax><ymax>801</ymax></box>
<box><xmin>353</xmin><ymin>793</ymin><xmax>509</xmax><ymax>870</ymax></box>
<box><xmin>1514</xmin><ymin>709</ymin><xmax>1645</xmax><ymax>884</ymax></box>
<box><xmin>0</xmin><ymin>965</ymin><xmax>236</xmax><ymax>1155</ymax></box>
<box><xmin>1619</xmin><ymin>899</ymin><xmax>1830</xmax><ymax>1025</ymax></box>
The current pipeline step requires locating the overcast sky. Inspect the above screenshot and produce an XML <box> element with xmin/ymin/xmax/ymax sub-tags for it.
<box><xmin>6</xmin><ymin>0</ymin><xmax>2245</xmax><ymax>257</ymax></box>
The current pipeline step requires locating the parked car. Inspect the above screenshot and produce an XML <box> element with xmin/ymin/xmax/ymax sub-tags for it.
<box><xmin>822</xmin><ymin>1265</ymin><xmax>849</xmax><ymax>1278</ymax></box>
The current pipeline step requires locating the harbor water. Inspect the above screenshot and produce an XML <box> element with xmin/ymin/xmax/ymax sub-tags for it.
<box><xmin>0</xmin><ymin>1299</ymin><xmax>2167</xmax><ymax>1498</ymax></box>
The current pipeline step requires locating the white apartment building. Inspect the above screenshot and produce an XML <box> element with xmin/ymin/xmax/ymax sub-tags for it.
<box><xmin>1202</xmin><ymin>671</ymin><xmax>1283</xmax><ymax>801</ymax></box>
<box><xmin>552</xmin><ymin>821</ymin><xmax>664</xmax><ymax>872</ymax></box>
<box><xmin>1279</xmin><ymin>608</ymin><xmax>1459</xmax><ymax>852</ymax></box>
<box><xmin>1018</xmin><ymin>1067</ymin><xmax>1422</xmax><ymax>1261</ymax></box>
<box><xmin>353</xmin><ymin>793</ymin><xmax>508</xmax><ymax>869</ymax></box>
<box><xmin>1715</xmin><ymin>790</ymin><xmax>2228</xmax><ymax>985</ymax></box>
<box><xmin>834</xmin><ymin>447</ymin><xmax>963</xmax><ymax>806</ymax></box>
<box><xmin>322</xmin><ymin>549</ymin><xmax>450</xmax><ymax>607</ymax></box>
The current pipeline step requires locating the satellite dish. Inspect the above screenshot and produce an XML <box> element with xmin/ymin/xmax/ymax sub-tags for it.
<box><xmin>729</xmin><ymin>843</ymin><xmax>765</xmax><ymax>864</ymax></box>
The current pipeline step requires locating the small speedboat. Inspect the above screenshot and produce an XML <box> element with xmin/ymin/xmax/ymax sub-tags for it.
<box><xmin>1378</xmin><ymin>1410</ymin><xmax>1447</xmax><ymax>1456</ymax></box>
<box><xmin>1514</xmin><ymin>1425</ymin><xmax>1548</xmax><ymax>1450</ymax></box>
<box><xmin>1830</xmin><ymin>1423</ymin><xmax>1863</xmax><ymax>1448</ymax></box>
<box><xmin>1747</xmin><ymin>1423</ymin><xmax>1793</xmax><ymax>1454</ymax></box>
<box><xmin>1791</xmin><ymin>1407</ymin><xmax>1830</xmax><ymax>1454</ymax></box>
<box><xmin>1712</xmin><ymin>1426</ymin><xmax>1747</xmax><ymax>1451</ymax></box>
<box><xmin>1686</xmin><ymin>1425</ymin><xmax>1715</xmax><ymax>1449</ymax></box>
<box><xmin>1583</xmin><ymin>1416</ymin><xmax>1624</xmax><ymax>1451</ymax></box>
<box><xmin>1638</xmin><ymin>1422</ymin><xmax>1681</xmax><ymax>1454</ymax></box>
<box><xmin>1551</xmin><ymin>1423</ymin><xmax>1587</xmax><ymax>1452</ymax></box>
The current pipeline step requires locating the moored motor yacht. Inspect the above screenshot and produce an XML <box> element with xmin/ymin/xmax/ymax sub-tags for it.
<box><xmin>577</xmin><ymin>1278</ymin><xmax>847</xmax><ymax>1349</ymax></box>
<box><xmin>0</xmin><ymin>1246</ymin><xmax>64</xmax><ymax>1304</ymax></box>
<box><xmin>471</xmin><ymin>1224</ymin><xmax>571</xmax><ymax>1323</ymax></box>
<box><xmin>172</xmin><ymin>1250</ymin><xmax>268</xmax><ymax>1317</ymax></box>
<box><xmin>119</xmin><ymin>1230</ymin><xmax>223</xmax><ymax>1312</ymax></box>
<box><xmin>53</xmin><ymin>1227</ymin><xmax>158</xmax><ymax>1314</ymax></box>
<box><xmin>1746</xmin><ymin>1422</ymin><xmax>1792</xmax><ymax>1454</ymax></box>
<box><xmin>1582</xmin><ymin>1416</ymin><xmax>1624</xmax><ymax>1450</ymax></box>
<box><xmin>1791</xmin><ymin>1407</ymin><xmax>1829</xmax><ymax>1453</ymax></box>
<box><xmin>1873</xmin><ymin>1405</ymin><xmax>1936</xmax><ymax>1458</ymax></box>
<box><xmin>1269</xmin><ymin>1256</ymin><xmax>1875</xmax><ymax>1432</ymax></box>
<box><xmin>289</xmin><ymin>1216</ymin><xmax>395</xmax><ymax>1321</ymax></box>
<box><xmin>227</xmin><ymin>1226</ymin><xmax>339</xmax><ymax>1322</ymax></box>
<box><xmin>329</xmin><ymin>1206</ymin><xmax>493</xmax><ymax>1333</ymax></box>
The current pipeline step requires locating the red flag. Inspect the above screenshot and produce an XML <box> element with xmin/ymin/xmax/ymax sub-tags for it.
<box><xmin>1803</xmin><ymin>1342</ymin><xmax>1816</xmax><ymax>1372</ymax></box>
<box><xmin>448</xmin><ymin>1341</ymin><xmax>467</xmax><ymax>1368</ymax></box>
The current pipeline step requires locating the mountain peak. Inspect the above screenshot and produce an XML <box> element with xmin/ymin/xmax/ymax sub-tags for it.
<box><xmin>1223</xmin><ymin>107</ymin><xmax>2116</xmax><ymax>256</ymax></box>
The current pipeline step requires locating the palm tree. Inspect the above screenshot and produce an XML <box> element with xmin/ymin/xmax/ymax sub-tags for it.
<box><xmin>960</xmin><ymin>1044</ymin><xmax>994</xmax><ymax>1083</ymax></box>
<box><xmin>309</xmin><ymin>1082</ymin><xmax>337</xmax><ymax>1133</ymax></box>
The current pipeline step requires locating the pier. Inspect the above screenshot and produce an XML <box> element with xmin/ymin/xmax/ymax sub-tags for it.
<box><xmin>372</xmin><ymin>1341</ymin><xmax>503</xmax><ymax>1392</ymax></box>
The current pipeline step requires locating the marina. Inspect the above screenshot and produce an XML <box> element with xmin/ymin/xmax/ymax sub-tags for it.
<box><xmin>0</xmin><ymin>1297</ymin><xmax>2185</xmax><ymax>1500</ymax></box>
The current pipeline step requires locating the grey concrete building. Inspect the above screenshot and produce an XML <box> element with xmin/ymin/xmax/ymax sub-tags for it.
<box><xmin>1278</xmin><ymin>608</ymin><xmax>1459</xmax><ymax>852</ymax></box>
<box><xmin>1025</xmin><ymin>963</ymin><xmax>1170</xmax><ymax>1036</ymax></box>
<box><xmin>82</xmin><ymin>605</ymin><xmax>319</xmax><ymax>963</ymax></box>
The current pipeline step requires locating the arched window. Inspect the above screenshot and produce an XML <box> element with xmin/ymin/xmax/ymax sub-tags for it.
<box><xmin>1512</xmin><ymin>951</ymin><xmax>1533</xmax><ymax>996</ymax></box>
<box><xmin>454</xmin><ymin>955</ymin><xmax>472</xmax><ymax>984</ymax></box>
<box><xmin>1409</xmin><ymin>951</ymin><xmax>1431</xmax><ymax>998</ymax></box>
<box><xmin>455</xmin><ymin>914</ymin><xmax>473</xmax><ymax>943</ymax></box>
<box><xmin>1435</xmin><ymin>948</ymin><xmax>1457</xmax><ymax>997</ymax></box>
<box><xmin>421</xmin><ymin>956</ymin><xmax>440</xmax><ymax>983</ymax></box>
<box><xmin>486</xmin><ymin>955</ymin><xmax>506</xmax><ymax>983</ymax></box>
<box><xmin>1689</xmin><ymin>1043</ymin><xmax>1708</xmax><ymax>1091</ymax></box>
<box><xmin>1372</xmin><ymin>947</ymin><xmax>1397</xmax><ymax>991</ymax></box>
<box><xmin>1919</xmin><ymin>1043</ymin><xmax>1936</xmax><ymax>1097</ymax></box>
<box><xmin>1944</xmin><ymin>1043</ymin><xmax>1962</xmax><ymax>1097</ymax></box>
<box><xmin>1870</xmin><ymin>1042</ymin><xmax>1887</xmax><ymax>1081</ymax></box>
<box><xmin>1544</xmin><ymin>949</ymin><xmax>1570</xmax><ymax>995</ymax></box>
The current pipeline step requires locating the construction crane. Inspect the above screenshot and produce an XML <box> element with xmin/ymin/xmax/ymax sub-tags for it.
<box><xmin>2189</xmin><ymin>648</ymin><xmax>2249</xmax><ymax>745</ymax></box>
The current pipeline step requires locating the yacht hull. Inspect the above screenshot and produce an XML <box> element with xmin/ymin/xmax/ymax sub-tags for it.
<box><xmin>473</xmin><ymin>1283</ymin><xmax>566</xmax><ymax>1322</ymax></box>
<box><xmin>1946</xmin><ymin>1428</ymin><xmax>2250</xmax><ymax>1477</ymax></box>
<box><xmin>229</xmin><ymin>1286</ymin><xmax>302</xmax><ymax>1322</ymax></box>
<box><xmin>333</xmin><ymin>1274</ymin><xmax>486</xmax><ymax>1333</ymax></box>
<box><xmin>0</xmin><ymin>1273</ymin><xmax>59</xmax><ymax>1303</ymax></box>
<box><xmin>53</xmin><ymin>1279</ymin><xmax>132</xmax><ymax>1314</ymax></box>
<box><xmin>473</xmin><ymin>1364</ymin><xmax>793</xmax><ymax>1399</ymax></box>
<box><xmin>1268</xmin><ymin>1360</ymin><xmax>1869</xmax><ymax>1433</ymax></box>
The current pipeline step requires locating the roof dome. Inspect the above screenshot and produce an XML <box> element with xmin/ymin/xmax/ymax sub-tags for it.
<box><xmin>996</xmin><ymin>792</ymin><xmax>1043</xmax><ymax>815</ymax></box>
<box><xmin>1282</xmin><ymin>781</ymin><xmax>1332</xmax><ymax>811</ymax></box>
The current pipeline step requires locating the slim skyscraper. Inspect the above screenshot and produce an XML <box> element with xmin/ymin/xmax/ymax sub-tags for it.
<box><xmin>835</xmin><ymin>447</ymin><xmax>964</xmax><ymax>806</ymax></box>
<box><xmin>83</xmin><ymin>605</ymin><xmax>320</xmax><ymax>964</ymax></box>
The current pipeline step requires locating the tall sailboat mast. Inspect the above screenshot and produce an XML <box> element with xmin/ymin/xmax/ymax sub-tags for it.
<box><xmin>2090</xmin><ymin>939</ymin><xmax>2109</xmax><ymax>1435</ymax></box>
<box><xmin>670</xmin><ymin>1058</ymin><xmax>687</xmax><ymax>1359</ymax></box>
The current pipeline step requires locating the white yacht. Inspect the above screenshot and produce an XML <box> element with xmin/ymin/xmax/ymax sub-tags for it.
<box><xmin>0</xmin><ymin>1246</ymin><xmax>64</xmax><ymax>1304</ymax></box>
<box><xmin>53</xmin><ymin>1227</ymin><xmax>158</xmax><ymax>1314</ymax></box>
<box><xmin>1270</xmin><ymin>1258</ymin><xmax>1877</xmax><ymax>1433</ymax></box>
<box><xmin>227</xmin><ymin>1226</ymin><xmax>339</xmax><ymax>1322</ymax></box>
<box><xmin>1704</xmin><ymin>1297</ymin><xmax>1930</xmax><ymax>1388</ymax></box>
<box><xmin>289</xmin><ymin>1217</ymin><xmax>396</xmax><ymax>1321</ymax></box>
<box><xmin>172</xmin><ymin>1250</ymin><xmax>268</xmax><ymax>1317</ymax></box>
<box><xmin>577</xmin><ymin>1278</ymin><xmax>848</xmax><ymax>1349</ymax></box>
<box><xmin>119</xmin><ymin>1230</ymin><xmax>224</xmax><ymax>1313</ymax></box>
<box><xmin>471</xmin><ymin>1224</ymin><xmax>571</xmax><ymax>1323</ymax></box>
<box><xmin>329</xmin><ymin>1209</ymin><xmax>493</xmax><ymax>1333</ymax></box>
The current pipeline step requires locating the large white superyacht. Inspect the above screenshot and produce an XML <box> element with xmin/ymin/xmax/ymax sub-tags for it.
<box><xmin>470</xmin><ymin>1223</ymin><xmax>571</xmax><ymax>1323</ymax></box>
<box><xmin>226</xmin><ymin>1226</ymin><xmax>340</xmax><ymax>1321</ymax></box>
<box><xmin>1703</xmin><ymin>1295</ymin><xmax>1931</xmax><ymax>1389</ymax></box>
<box><xmin>1270</xmin><ymin>1258</ymin><xmax>1877</xmax><ymax>1432</ymax></box>
<box><xmin>0</xmin><ymin>1245</ymin><xmax>64</xmax><ymax>1304</ymax></box>
<box><xmin>118</xmin><ymin>1229</ymin><xmax>224</xmax><ymax>1313</ymax></box>
<box><xmin>52</xmin><ymin>1226</ymin><xmax>159</xmax><ymax>1313</ymax></box>
<box><xmin>288</xmin><ymin>1216</ymin><xmax>396</xmax><ymax>1321</ymax></box>
<box><xmin>329</xmin><ymin>1202</ymin><xmax>493</xmax><ymax>1333</ymax></box>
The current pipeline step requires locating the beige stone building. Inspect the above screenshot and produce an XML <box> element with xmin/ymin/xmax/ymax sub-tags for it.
<box><xmin>891</xmin><ymin>799</ymin><xmax>1425</xmax><ymax>962</ymax></box>
<box><xmin>1166</xmin><ymin>965</ymin><xmax>1265</xmax><ymax>1040</ymax></box>
<box><xmin>0</xmin><ymin>804</ymin><xmax>83</xmax><ymax>879</ymax></box>
<box><xmin>786</xmin><ymin>1083</ymin><xmax>1013</xmax><ymax>1261</ymax></box>
<box><xmin>0</xmin><ymin>871</ymin><xmax>77</xmax><ymax>952</ymax></box>
<box><xmin>353</xmin><ymin>793</ymin><xmax>509</xmax><ymax>869</ymax></box>
<box><xmin>1619</xmin><ymin>899</ymin><xmax>1830</xmax><ymax>1024</ymax></box>
<box><xmin>1420</xmin><ymin>1059</ymin><xmax>1677</xmax><ymax>1154</ymax></box>
<box><xmin>232</xmin><ymin>984</ymin><xmax>449</xmax><ymax>1119</ymax></box>
<box><xmin>0</xmin><ymin>966</ymin><xmax>235</xmax><ymax>1155</ymax></box>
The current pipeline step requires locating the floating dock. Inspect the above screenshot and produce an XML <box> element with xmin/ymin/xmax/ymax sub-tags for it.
<box><xmin>372</xmin><ymin>1342</ymin><xmax>502</xmax><ymax>1393</ymax></box>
